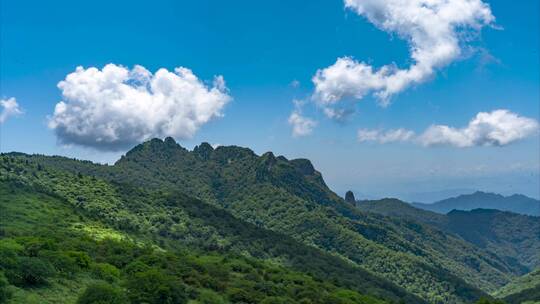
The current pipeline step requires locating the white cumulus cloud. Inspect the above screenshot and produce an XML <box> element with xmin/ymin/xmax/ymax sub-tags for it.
<box><xmin>288</xmin><ymin>100</ymin><xmax>317</xmax><ymax>137</ymax></box>
<box><xmin>313</xmin><ymin>0</ymin><xmax>495</xmax><ymax>111</ymax></box>
<box><xmin>358</xmin><ymin>110</ymin><xmax>539</xmax><ymax>147</ymax></box>
<box><xmin>419</xmin><ymin>109</ymin><xmax>540</xmax><ymax>147</ymax></box>
<box><xmin>0</xmin><ymin>97</ymin><xmax>22</xmax><ymax>123</ymax></box>
<box><xmin>48</xmin><ymin>64</ymin><xmax>231</xmax><ymax>151</ymax></box>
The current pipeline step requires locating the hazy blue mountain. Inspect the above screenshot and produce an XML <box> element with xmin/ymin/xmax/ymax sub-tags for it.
<box><xmin>397</xmin><ymin>189</ymin><xmax>478</xmax><ymax>203</ymax></box>
<box><xmin>412</xmin><ymin>191</ymin><xmax>540</xmax><ymax>216</ymax></box>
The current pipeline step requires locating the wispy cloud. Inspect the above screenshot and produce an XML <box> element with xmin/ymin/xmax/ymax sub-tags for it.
<box><xmin>288</xmin><ymin>99</ymin><xmax>317</xmax><ymax>137</ymax></box>
<box><xmin>0</xmin><ymin>97</ymin><xmax>23</xmax><ymax>123</ymax></box>
<box><xmin>358</xmin><ymin>128</ymin><xmax>415</xmax><ymax>144</ymax></box>
<box><xmin>313</xmin><ymin>0</ymin><xmax>495</xmax><ymax>116</ymax></box>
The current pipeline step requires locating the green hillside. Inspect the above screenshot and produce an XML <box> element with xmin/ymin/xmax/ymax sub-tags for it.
<box><xmin>0</xmin><ymin>159</ymin><xmax>418</xmax><ymax>304</ymax></box>
<box><xmin>11</xmin><ymin>138</ymin><xmax>523</xmax><ymax>303</ymax></box>
<box><xmin>355</xmin><ymin>198</ymin><xmax>448</xmax><ymax>227</ymax></box>
<box><xmin>495</xmin><ymin>270</ymin><xmax>540</xmax><ymax>304</ymax></box>
<box><xmin>357</xmin><ymin>199</ymin><xmax>540</xmax><ymax>272</ymax></box>
<box><xmin>445</xmin><ymin>210</ymin><xmax>539</xmax><ymax>271</ymax></box>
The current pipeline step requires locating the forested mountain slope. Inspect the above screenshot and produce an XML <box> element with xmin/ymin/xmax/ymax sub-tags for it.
<box><xmin>14</xmin><ymin>137</ymin><xmax>525</xmax><ymax>303</ymax></box>
<box><xmin>357</xmin><ymin>199</ymin><xmax>540</xmax><ymax>275</ymax></box>
<box><xmin>0</xmin><ymin>155</ymin><xmax>418</xmax><ymax>304</ymax></box>
<box><xmin>445</xmin><ymin>209</ymin><xmax>539</xmax><ymax>271</ymax></box>
<box><xmin>495</xmin><ymin>269</ymin><xmax>540</xmax><ymax>304</ymax></box>
<box><xmin>355</xmin><ymin>198</ymin><xmax>448</xmax><ymax>228</ymax></box>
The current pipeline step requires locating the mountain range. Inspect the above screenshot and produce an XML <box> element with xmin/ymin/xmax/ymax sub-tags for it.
<box><xmin>1</xmin><ymin>137</ymin><xmax>539</xmax><ymax>304</ymax></box>
<box><xmin>356</xmin><ymin>199</ymin><xmax>539</xmax><ymax>272</ymax></box>
<box><xmin>356</xmin><ymin>198</ymin><xmax>540</xmax><ymax>304</ymax></box>
<box><xmin>412</xmin><ymin>192</ymin><xmax>540</xmax><ymax>216</ymax></box>
<box><xmin>395</xmin><ymin>189</ymin><xmax>478</xmax><ymax>204</ymax></box>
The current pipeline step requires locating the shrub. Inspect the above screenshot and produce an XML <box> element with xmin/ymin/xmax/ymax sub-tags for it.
<box><xmin>66</xmin><ymin>251</ymin><xmax>91</xmax><ymax>269</ymax></box>
<box><xmin>91</xmin><ymin>263</ymin><xmax>120</xmax><ymax>283</ymax></box>
<box><xmin>227</xmin><ymin>287</ymin><xmax>257</xmax><ymax>303</ymax></box>
<box><xmin>23</xmin><ymin>238</ymin><xmax>57</xmax><ymax>257</ymax></box>
<box><xmin>0</xmin><ymin>272</ymin><xmax>13</xmax><ymax>304</ymax></box>
<box><xmin>0</xmin><ymin>240</ymin><xmax>21</xmax><ymax>285</ymax></box>
<box><xmin>260</xmin><ymin>296</ymin><xmax>291</xmax><ymax>304</ymax></box>
<box><xmin>196</xmin><ymin>289</ymin><xmax>227</xmax><ymax>304</ymax></box>
<box><xmin>38</xmin><ymin>250</ymin><xmax>79</xmax><ymax>277</ymax></box>
<box><xmin>77</xmin><ymin>282</ymin><xmax>128</xmax><ymax>304</ymax></box>
<box><xmin>474</xmin><ymin>298</ymin><xmax>506</xmax><ymax>304</ymax></box>
<box><xmin>17</xmin><ymin>257</ymin><xmax>55</xmax><ymax>286</ymax></box>
<box><xmin>123</xmin><ymin>260</ymin><xmax>151</xmax><ymax>276</ymax></box>
<box><xmin>125</xmin><ymin>269</ymin><xmax>188</xmax><ymax>304</ymax></box>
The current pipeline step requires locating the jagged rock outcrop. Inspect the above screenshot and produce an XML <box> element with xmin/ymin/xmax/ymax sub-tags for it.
<box><xmin>193</xmin><ymin>142</ymin><xmax>214</xmax><ymax>160</ymax></box>
<box><xmin>345</xmin><ymin>190</ymin><xmax>356</xmax><ymax>204</ymax></box>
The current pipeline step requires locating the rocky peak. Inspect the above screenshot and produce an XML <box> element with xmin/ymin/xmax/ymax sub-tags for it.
<box><xmin>261</xmin><ymin>151</ymin><xmax>276</xmax><ymax>162</ymax></box>
<box><xmin>258</xmin><ymin>152</ymin><xmax>277</xmax><ymax>172</ymax></box>
<box><xmin>193</xmin><ymin>142</ymin><xmax>214</xmax><ymax>160</ymax></box>
<box><xmin>116</xmin><ymin>137</ymin><xmax>188</xmax><ymax>165</ymax></box>
<box><xmin>290</xmin><ymin>159</ymin><xmax>315</xmax><ymax>176</ymax></box>
<box><xmin>345</xmin><ymin>191</ymin><xmax>356</xmax><ymax>204</ymax></box>
<box><xmin>164</xmin><ymin>136</ymin><xmax>177</xmax><ymax>146</ymax></box>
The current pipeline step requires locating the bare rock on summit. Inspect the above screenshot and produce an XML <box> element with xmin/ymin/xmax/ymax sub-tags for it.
<box><xmin>345</xmin><ymin>191</ymin><xmax>356</xmax><ymax>204</ymax></box>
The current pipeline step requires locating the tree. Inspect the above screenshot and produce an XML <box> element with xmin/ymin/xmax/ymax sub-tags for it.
<box><xmin>18</xmin><ymin>257</ymin><xmax>55</xmax><ymax>286</ymax></box>
<box><xmin>91</xmin><ymin>263</ymin><xmax>120</xmax><ymax>283</ymax></box>
<box><xmin>125</xmin><ymin>269</ymin><xmax>188</xmax><ymax>304</ymax></box>
<box><xmin>474</xmin><ymin>297</ymin><xmax>506</xmax><ymax>304</ymax></box>
<box><xmin>0</xmin><ymin>272</ymin><xmax>12</xmax><ymax>304</ymax></box>
<box><xmin>77</xmin><ymin>282</ymin><xmax>127</xmax><ymax>304</ymax></box>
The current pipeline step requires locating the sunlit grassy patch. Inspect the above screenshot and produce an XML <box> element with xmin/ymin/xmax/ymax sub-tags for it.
<box><xmin>72</xmin><ymin>223</ymin><xmax>126</xmax><ymax>241</ymax></box>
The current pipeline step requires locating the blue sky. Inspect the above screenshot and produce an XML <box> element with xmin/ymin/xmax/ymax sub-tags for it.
<box><xmin>1</xmin><ymin>0</ymin><xmax>539</xmax><ymax>199</ymax></box>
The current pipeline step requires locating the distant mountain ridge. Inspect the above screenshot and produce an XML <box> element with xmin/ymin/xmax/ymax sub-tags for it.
<box><xmin>412</xmin><ymin>191</ymin><xmax>540</xmax><ymax>216</ymax></box>
<box><xmin>398</xmin><ymin>189</ymin><xmax>478</xmax><ymax>204</ymax></box>
<box><xmin>356</xmin><ymin>198</ymin><xmax>540</xmax><ymax>303</ymax></box>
